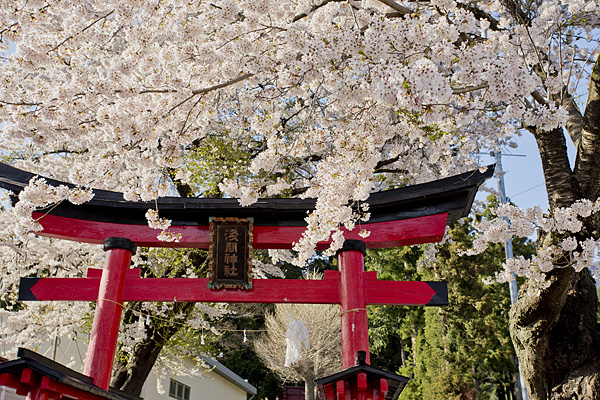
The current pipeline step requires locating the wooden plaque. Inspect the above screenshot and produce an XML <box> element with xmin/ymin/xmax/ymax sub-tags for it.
<box><xmin>208</xmin><ymin>217</ymin><xmax>253</xmax><ymax>290</ymax></box>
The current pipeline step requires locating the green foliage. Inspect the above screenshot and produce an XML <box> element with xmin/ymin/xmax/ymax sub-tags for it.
<box><xmin>367</xmin><ymin>199</ymin><xmax>535</xmax><ymax>400</ymax></box>
<box><xmin>184</xmin><ymin>132</ymin><xmax>254</xmax><ymax>197</ymax></box>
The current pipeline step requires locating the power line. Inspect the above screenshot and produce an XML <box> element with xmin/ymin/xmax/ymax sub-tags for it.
<box><xmin>510</xmin><ymin>183</ymin><xmax>545</xmax><ymax>199</ymax></box>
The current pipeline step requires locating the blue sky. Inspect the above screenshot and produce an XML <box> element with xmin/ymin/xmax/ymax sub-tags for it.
<box><xmin>477</xmin><ymin>128</ymin><xmax>580</xmax><ymax>213</ymax></box>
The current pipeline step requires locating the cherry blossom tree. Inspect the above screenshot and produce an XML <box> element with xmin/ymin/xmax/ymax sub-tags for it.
<box><xmin>1</xmin><ymin>1</ymin><xmax>600</xmax><ymax>398</ymax></box>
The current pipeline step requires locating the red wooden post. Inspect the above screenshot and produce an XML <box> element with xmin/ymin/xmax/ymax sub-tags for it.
<box><xmin>83</xmin><ymin>238</ymin><xmax>136</xmax><ymax>390</ymax></box>
<box><xmin>338</xmin><ymin>240</ymin><xmax>369</xmax><ymax>369</ymax></box>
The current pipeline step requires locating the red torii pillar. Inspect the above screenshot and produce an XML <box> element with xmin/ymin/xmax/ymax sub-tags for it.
<box><xmin>82</xmin><ymin>238</ymin><xmax>137</xmax><ymax>390</ymax></box>
<box><xmin>338</xmin><ymin>240</ymin><xmax>369</xmax><ymax>368</ymax></box>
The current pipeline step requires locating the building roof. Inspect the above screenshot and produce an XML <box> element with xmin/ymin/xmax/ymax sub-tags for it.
<box><xmin>0</xmin><ymin>348</ymin><xmax>139</xmax><ymax>400</ymax></box>
<box><xmin>201</xmin><ymin>357</ymin><xmax>257</xmax><ymax>395</ymax></box>
<box><xmin>315</xmin><ymin>352</ymin><xmax>408</xmax><ymax>400</ymax></box>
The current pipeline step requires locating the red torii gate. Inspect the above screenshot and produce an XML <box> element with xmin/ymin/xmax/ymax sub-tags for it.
<box><xmin>0</xmin><ymin>162</ymin><xmax>493</xmax><ymax>400</ymax></box>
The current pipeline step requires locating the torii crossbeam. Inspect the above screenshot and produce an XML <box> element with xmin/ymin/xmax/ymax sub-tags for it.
<box><xmin>0</xmin><ymin>162</ymin><xmax>494</xmax><ymax>398</ymax></box>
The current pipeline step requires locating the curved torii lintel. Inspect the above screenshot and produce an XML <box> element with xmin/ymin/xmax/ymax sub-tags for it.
<box><xmin>0</xmin><ymin>162</ymin><xmax>494</xmax><ymax>249</ymax></box>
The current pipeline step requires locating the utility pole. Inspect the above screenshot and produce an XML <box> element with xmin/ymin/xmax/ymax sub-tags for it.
<box><xmin>494</xmin><ymin>150</ymin><xmax>529</xmax><ymax>400</ymax></box>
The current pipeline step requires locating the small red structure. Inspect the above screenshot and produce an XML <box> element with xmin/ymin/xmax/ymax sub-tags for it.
<box><xmin>0</xmin><ymin>348</ymin><xmax>138</xmax><ymax>400</ymax></box>
<box><xmin>316</xmin><ymin>351</ymin><xmax>408</xmax><ymax>400</ymax></box>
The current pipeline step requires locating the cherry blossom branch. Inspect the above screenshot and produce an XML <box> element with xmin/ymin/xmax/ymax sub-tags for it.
<box><xmin>191</xmin><ymin>73</ymin><xmax>254</xmax><ymax>95</ymax></box>
<box><xmin>178</xmin><ymin>95</ymin><xmax>205</xmax><ymax>137</ymax></box>
<box><xmin>215</xmin><ymin>27</ymin><xmax>270</xmax><ymax>51</ymax></box>
<box><xmin>456</xmin><ymin>3</ymin><xmax>501</xmax><ymax>31</ymax></box>
<box><xmin>47</xmin><ymin>9</ymin><xmax>115</xmax><ymax>53</ymax></box>
<box><xmin>499</xmin><ymin>0</ymin><xmax>531</xmax><ymax>26</ymax></box>
<box><xmin>0</xmin><ymin>22</ymin><xmax>18</xmax><ymax>41</ymax></box>
<box><xmin>137</xmin><ymin>72</ymin><xmax>254</xmax><ymax>101</ymax></box>
<box><xmin>292</xmin><ymin>0</ymin><xmax>345</xmax><ymax>22</ymax></box>
<box><xmin>0</xmin><ymin>100</ymin><xmax>41</xmax><ymax>106</ymax></box>
<box><xmin>376</xmin><ymin>0</ymin><xmax>411</xmax><ymax>15</ymax></box>
<box><xmin>452</xmin><ymin>83</ymin><xmax>489</xmax><ymax>95</ymax></box>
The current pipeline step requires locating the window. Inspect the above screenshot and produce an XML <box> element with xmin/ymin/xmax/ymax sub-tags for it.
<box><xmin>169</xmin><ymin>379</ymin><xmax>190</xmax><ymax>400</ymax></box>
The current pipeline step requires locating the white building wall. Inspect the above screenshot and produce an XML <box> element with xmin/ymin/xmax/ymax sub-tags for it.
<box><xmin>0</xmin><ymin>387</ymin><xmax>25</xmax><ymax>400</ymax></box>
<box><xmin>142</xmin><ymin>370</ymin><xmax>249</xmax><ymax>400</ymax></box>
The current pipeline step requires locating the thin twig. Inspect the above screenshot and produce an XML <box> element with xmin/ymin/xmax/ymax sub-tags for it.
<box><xmin>0</xmin><ymin>100</ymin><xmax>41</xmax><ymax>106</ymax></box>
<box><xmin>47</xmin><ymin>9</ymin><xmax>115</xmax><ymax>53</ymax></box>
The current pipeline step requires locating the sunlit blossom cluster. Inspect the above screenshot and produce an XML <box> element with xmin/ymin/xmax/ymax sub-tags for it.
<box><xmin>472</xmin><ymin>200</ymin><xmax>600</xmax><ymax>293</ymax></box>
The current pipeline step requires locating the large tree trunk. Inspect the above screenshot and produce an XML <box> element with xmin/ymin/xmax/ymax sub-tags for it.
<box><xmin>510</xmin><ymin>268</ymin><xmax>600</xmax><ymax>400</ymax></box>
<box><xmin>510</xmin><ymin>54</ymin><xmax>600</xmax><ymax>400</ymax></box>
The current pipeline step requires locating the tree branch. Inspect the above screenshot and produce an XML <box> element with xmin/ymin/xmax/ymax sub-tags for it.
<box><xmin>531</xmin><ymin>125</ymin><xmax>580</xmax><ymax>209</ymax></box>
<box><xmin>292</xmin><ymin>0</ymin><xmax>346</xmax><ymax>23</ymax></box>
<box><xmin>452</xmin><ymin>83</ymin><xmax>488</xmax><ymax>95</ymax></box>
<box><xmin>0</xmin><ymin>22</ymin><xmax>18</xmax><ymax>41</ymax></box>
<box><xmin>456</xmin><ymin>2</ymin><xmax>500</xmax><ymax>31</ymax></box>
<box><xmin>0</xmin><ymin>100</ymin><xmax>41</xmax><ymax>106</ymax></box>
<box><xmin>168</xmin><ymin>168</ymin><xmax>194</xmax><ymax>198</ymax></box>
<box><xmin>376</xmin><ymin>0</ymin><xmax>411</xmax><ymax>14</ymax></box>
<box><xmin>191</xmin><ymin>73</ymin><xmax>254</xmax><ymax>95</ymax></box>
<box><xmin>47</xmin><ymin>9</ymin><xmax>115</xmax><ymax>53</ymax></box>
<box><xmin>499</xmin><ymin>0</ymin><xmax>531</xmax><ymax>26</ymax></box>
<box><xmin>560</xmin><ymin>89</ymin><xmax>583</xmax><ymax>149</ymax></box>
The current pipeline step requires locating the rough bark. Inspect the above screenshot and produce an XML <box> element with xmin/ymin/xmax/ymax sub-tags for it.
<box><xmin>574</xmin><ymin>56</ymin><xmax>600</xmax><ymax>201</ymax></box>
<box><xmin>546</xmin><ymin>269</ymin><xmax>600</xmax><ymax>399</ymax></box>
<box><xmin>510</xmin><ymin>53</ymin><xmax>600</xmax><ymax>399</ymax></box>
<box><xmin>511</xmin><ymin>251</ymin><xmax>600</xmax><ymax>400</ymax></box>
<box><xmin>510</xmin><ymin>267</ymin><xmax>575</xmax><ymax>399</ymax></box>
<box><xmin>532</xmin><ymin>126</ymin><xmax>580</xmax><ymax>209</ymax></box>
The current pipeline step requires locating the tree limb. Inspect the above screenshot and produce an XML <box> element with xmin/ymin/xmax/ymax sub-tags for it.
<box><xmin>168</xmin><ymin>168</ymin><xmax>194</xmax><ymax>198</ymax></box>
<box><xmin>292</xmin><ymin>0</ymin><xmax>346</xmax><ymax>23</ymax></box>
<box><xmin>0</xmin><ymin>100</ymin><xmax>41</xmax><ymax>106</ymax></box>
<box><xmin>531</xmin><ymin>125</ymin><xmax>580</xmax><ymax>209</ymax></box>
<box><xmin>376</xmin><ymin>0</ymin><xmax>411</xmax><ymax>14</ymax></box>
<box><xmin>499</xmin><ymin>0</ymin><xmax>531</xmax><ymax>26</ymax></box>
<box><xmin>452</xmin><ymin>83</ymin><xmax>488</xmax><ymax>95</ymax></box>
<box><xmin>456</xmin><ymin>2</ymin><xmax>500</xmax><ymax>31</ymax></box>
<box><xmin>159</xmin><ymin>74</ymin><xmax>252</xmax><ymax>117</ymax></box>
<box><xmin>191</xmin><ymin>73</ymin><xmax>254</xmax><ymax>95</ymax></box>
<box><xmin>0</xmin><ymin>22</ymin><xmax>18</xmax><ymax>41</ymax></box>
<box><xmin>560</xmin><ymin>89</ymin><xmax>583</xmax><ymax>149</ymax></box>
